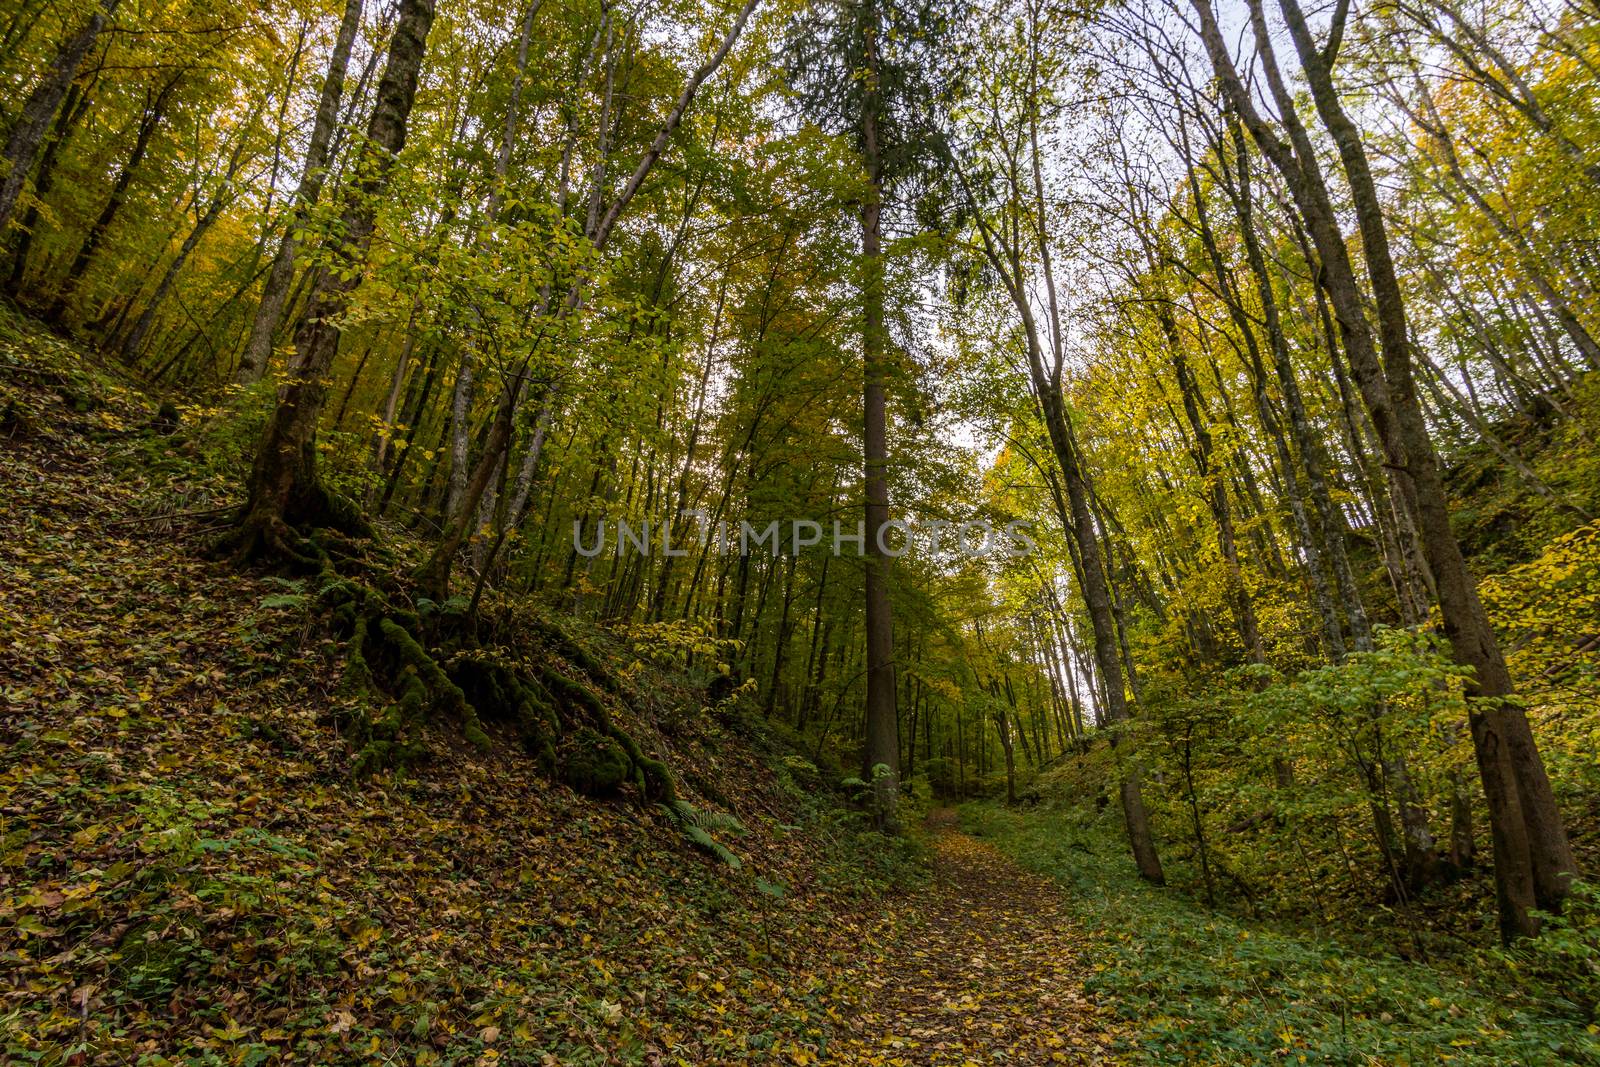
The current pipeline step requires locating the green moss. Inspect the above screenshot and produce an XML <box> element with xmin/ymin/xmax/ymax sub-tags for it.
<box><xmin>540</xmin><ymin>667</ymin><xmax>678</xmax><ymax>802</ymax></box>
<box><xmin>341</xmin><ymin>612</ymin><xmax>374</xmax><ymax>698</ymax></box>
<box><xmin>376</xmin><ymin>617</ymin><xmax>488</xmax><ymax>750</ymax></box>
<box><xmin>559</xmin><ymin>728</ymin><xmax>631</xmax><ymax>797</ymax></box>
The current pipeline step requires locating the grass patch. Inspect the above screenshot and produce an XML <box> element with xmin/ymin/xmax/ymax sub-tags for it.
<box><xmin>959</xmin><ymin>802</ymin><xmax>1600</xmax><ymax>1065</ymax></box>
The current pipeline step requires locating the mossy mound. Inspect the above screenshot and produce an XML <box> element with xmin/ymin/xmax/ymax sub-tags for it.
<box><xmin>559</xmin><ymin>728</ymin><xmax>632</xmax><ymax>797</ymax></box>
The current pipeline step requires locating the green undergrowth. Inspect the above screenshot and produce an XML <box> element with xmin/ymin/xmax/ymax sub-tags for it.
<box><xmin>1444</xmin><ymin>372</ymin><xmax>1600</xmax><ymax>573</ymax></box>
<box><xmin>960</xmin><ymin>802</ymin><xmax>1600</xmax><ymax>1066</ymax></box>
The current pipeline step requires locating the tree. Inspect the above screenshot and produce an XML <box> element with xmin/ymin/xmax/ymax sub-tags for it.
<box><xmin>1188</xmin><ymin>0</ymin><xmax>1576</xmax><ymax>940</ymax></box>
<box><xmin>785</xmin><ymin>0</ymin><xmax>951</xmax><ymax>832</ymax></box>
<box><xmin>944</xmin><ymin>0</ymin><xmax>1167</xmax><ymax>882</ymax></box>
<box><xmin>0</xmin><ymin>0</ymin><xmax>119</xmax><ymax>234</ymax></box>
<box><xmin>413</xmin><ymin>0</ymin><xmax>762</xmax><ymax>600</ymax></box>
<box><xmin>222</xmin><ymin>0</ymin><xmax>436</xmax><ymax>560</ymax></box>
<box><xmin>234</xmin><ymin>0</ymin><xmax>365</xmax><ymax>385</ymax></box>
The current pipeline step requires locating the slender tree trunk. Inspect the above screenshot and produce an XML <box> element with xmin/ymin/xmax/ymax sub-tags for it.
<box><xmin>235</xmin><ymin>0</ymin><xmax>364</xmax><ymax>385</ymax></box>
<box><xmin>48</xmin><ymin>72</ymin><xmax>180</xmax><ymax>322</ymax></box>
<box><xmin>1193</xmin><ymin>0</ymin><xmax>1573</xmax><ymax>939</ymax></box>
<box><xmin>1159</xmin><ymin>299</ymin><xmax>1264</xmax><ymax>663</ymax></box>
<box><xmin>1274</xmin><ymin>0</ymin><xmax>1577</xmax><ymax>931</ymax></box>
<box><xmin>444</xmin><ymin>352</ymin><xmax>475</xmax><ymax>517</ymax></box>
<box><xmin>652</xmin><ymin>278</ymin><xmax>726</xmax><ymax>620</ymax></box>
<box><xmin>7</xmin><ymin>78</ymin><xmax>93</xmax><ymax>292</ymax></box>
<box><xmin>0</xmin><ymin>0</ymin><xmax>118</xmax><ymax>233</ymax></box>
<box><xmin>119</xmin><ymin>137</ymin><xmax>249</xmax><ymax>361</ymax></box>
<box><xmin>858</xmin><ymin>5</ymin><xmax>899</xmax><ymax>833</ymax></box>
<box><xmin>955</xmin><ymin>157</ymin><xmax>1164</xmax><ymax>879</ymax></box>
<box><xmin>1193</xmin><ymin>119</ymin><xmax>1350</xmax><ymax>657</ymax></box>
<box><xmin>415</xmin><ymin>0</ymin><xmax>759</xmax><ymax>600</ymax></box>
<box><xmin>378</xmin><ymin>338</ymin><xmax>442</xmax><ymax>512</ymax></box>
<box><xmin>993</xmin><ymin>682</ymin><xmax>1017</xmax><ymax>805</ymax></box>
<box><xmin>764</xmin><ymin>554</ymin><xmax>800</xmax><ymax>719</ymax></box>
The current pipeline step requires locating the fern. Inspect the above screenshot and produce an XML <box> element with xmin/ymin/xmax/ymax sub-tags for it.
<box><xmin>659</xmin><ymin>800</ymin><xmax>743</xmax><ymax>868</ymax></box>
<box><xmin>669</xmin><ymin>798</ymin><xmax>746</xmax><ymax>836</ymax></box>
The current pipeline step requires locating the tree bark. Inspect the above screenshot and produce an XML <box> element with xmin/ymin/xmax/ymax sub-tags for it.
<box><xmin>223</xmin><ymin>0</ymin><xmax>435</xmax><ymax>558</ymax></box>
<box><xmin>235</xmin><ymin>0</ymin><xmax>364</xmax><ymax>385</ymax></box>
<box><xmin>1273</xmin><ymin>0</ymin><xmax>1577</xmax><ymax>929</ymax></box>
<box><xmin>119</xmin><ymin>135</ymin><xmax>250</xmax><ymax>362</ymax></box>
<box><xmin>858</xmin><ymin>3</ymin><xmax>900</xmax><ymax>833</ymax></box>
<box><xmin>1191</xmin><ymin>0</ymin><xmax>1573</xmax><ymax>939</ymax></box>
<box><xmin>415</xmin><ymin>0</ymin><xmax>760</xmax><ymax>599</ymax></box>
<box><xmin>0</xmin><ymin>0</ymin><xmax>118</xmax><ymax>233</ymax></box>
<box><xmin>7</xmin><ymin>77</ymin><xmax>93</xmax><ymax>292</ymax></box>
<box><xmin>48</xmin><ymin>71</ymin><xmax>180</xmax><ymax>323</ymax></box>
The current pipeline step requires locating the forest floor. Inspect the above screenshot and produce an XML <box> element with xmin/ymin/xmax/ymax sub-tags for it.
<box><xmin>10</xmin><ymin>310</ymin><xmax>1592</xmax><ymax>1067</ymax></box>
<box><xmin>963</xmin><ymin>803</ymin><xmax>1600</xmax><ymax>1065</ymax></box>
<box><xmin>835</xmin><ymin>809</ymin><xmax>1119</xmax><ymax>1065</ymax></box>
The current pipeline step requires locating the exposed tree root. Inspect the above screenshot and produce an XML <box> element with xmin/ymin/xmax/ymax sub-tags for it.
<box><xmin>540</xmin><ymin>668</ymin><xmax>677</xmax><ymax>802</ymax></box>
<box><xmin>212</xmin><ymin>512</ymin><xmax>324</xmax><ymax>571</ymax></box>
<box><xmin>211</xmin><ymin>473</ymin><xmax>372</xmax><ymax>569</ymax></box>
<box><xmin>222</xmin><ymin>520</ymin><xmax>680</xmax><ymax>804</ymax></box>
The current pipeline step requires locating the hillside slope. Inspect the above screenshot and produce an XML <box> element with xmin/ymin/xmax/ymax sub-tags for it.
<box><xmin>0</xmin><ymin>314</ymin><xmax>935</xmax><ymax>1064</ymax></box>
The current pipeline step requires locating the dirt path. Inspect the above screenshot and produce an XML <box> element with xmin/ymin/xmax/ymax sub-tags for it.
<box><xmin>836</xmin><ymin>809</ymin><xmax>1119</xmax><ymax>1065</ymax></box>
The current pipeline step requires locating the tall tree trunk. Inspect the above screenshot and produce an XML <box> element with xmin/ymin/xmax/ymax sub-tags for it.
<box><xmin>858</xmin><ymin>4</ymin><xmax>900</xmax><ymax>833</ymax></box>
<box><xmin>235</xmin><ymin>0</ymin><xmax>364</xmax><ymax>385</ymax></box>
<box><xmin>119</xmin><ymin>136</ymin><xmax>249</xmax><ymax>362</ymax></box>
<box><xmin>0</xmin><ymin>0</ymin><xmax>117</xmax><ymax>233</ymax></box>
<box><xmin>7</xmin><ymin>78</ymin><xmax>93</xmax><ymax>291</ymax></box>
<box><xmin>1273</xmin><ymin>0</ymin><xmax>1577</xmax><ymax>931</ymax></box>
<box><xmin>953</xmin><ymin>54</ymin><xmax>1165</xmax><ymax>878</ymax></box>
<box><xmin>1192</xmin><ymin>0</ymin><xmax>1573</xmax><ymax>940</ymax></box>
<box><xmin>48</xmin><ymin>71</ymin><xmax>180</xmax><ymax>322</ymax></box>
<box><xmin>415</xmin><ymin>0</ymin><xmax>760</xmax><ymax>600</ymax></box>
<box><xmin>1186</xmin><ymin>117</ymin><xmax>1349</xmax><ymax>657</ymax></box>
<box><xmin>220</xmin><ymin>0</ymin><xmax>435</xmax><ymax>559</ymax></box>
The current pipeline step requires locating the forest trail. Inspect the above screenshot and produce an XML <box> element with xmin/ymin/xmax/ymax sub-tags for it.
<box><xmin>0</xmin><ymin>350</ymin><xmax>1118</xmax><ymax>1064</ymax></box>
<box><xmin>838</xmin><ymin>809</ymin><xmax>1118</xmax><ymax>1065</ymax></box>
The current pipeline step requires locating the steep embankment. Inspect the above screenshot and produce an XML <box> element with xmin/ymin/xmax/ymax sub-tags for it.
<box><xmin>0</xmin><ymin>312</ymin><xmax>1126</xmax><ymax>1065</ymax></box>
<box><xmin>0</xmin><ymin>313</ymin><xmax>895</xmax><ymax>1062</ymax></box>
